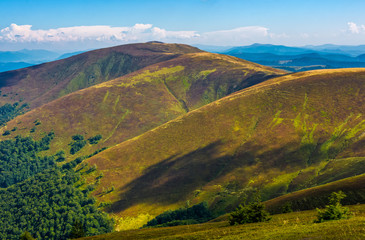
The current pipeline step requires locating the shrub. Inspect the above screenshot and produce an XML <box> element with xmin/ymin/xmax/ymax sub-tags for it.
<box><xmin>70</xmin><ymin>135</ymin><xmax>86</xmax><ymax>154</ymax></box>
<box><xmin>62</xmin><ymin>157</ymin><xmax>85</xmax><ymax>170</ymax></box>
<box><xmin>315</xmin><ymin>191</ymin><xmax>351</xmax><ymax>223</ymax></box>
<box><xmin>55</xmin><ymin>150</ymin><xmax>66</xmax><ymax>162</ymax></box>
<box><xmin>88</xmin><ymin>134</ymin><xmax>102</xmax><ymax>144</ymax></box>
<box><xmin>20</xmin><ymin>231</ymin><xmax>35</xmax><ymax>240</ymax></box>
<box><xmin>229</xmin><ymin>197</ymin><xmax>271</xmax><ymax>225</ymax></box>
<box><xmin>145</xmin><ymin>202</ymin><xmax>213</xmax><ymax>227</ymax></box>
<box><xmin>281</xmin><ymin>202</ymin><xmax>293</xmax><ymax>213</ymax></box>
<box><xmin>2</xmin><ymin>130</ymin><xmax>10</xmax><ymax>136</ymax></box>
<box><xmin>72</xmin><ymin>134</ymin><xmax>84</xmax><ymax>141</ymax></box>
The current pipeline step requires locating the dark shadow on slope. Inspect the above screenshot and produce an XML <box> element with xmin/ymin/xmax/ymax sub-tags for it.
<box><xmin>107</xmin><ymin>133</ymin><xmax>365</xmax><ymax>213</ymax></box>
<box><xmin>107</xmin><ymin>141</ymin><xmax>238</xmax><ymax>213</ymax></box>
<box><xmin>0</xmin><ymin>69</ymin><xmax>27</xmax><ymax>87</ymax></box>
<box><xmin>106</xmin><ymin>139</ymin><xmax>312</xmax><ymax>213</ymax></box>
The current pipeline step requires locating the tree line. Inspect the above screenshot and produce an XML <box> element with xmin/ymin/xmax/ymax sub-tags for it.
<box><xmin>0</xmin><ymin>132</ymin><xmax>55</xmax><ymax>187</ymax></box>
<box><xmin>0</xmin><ymin>134</ymin><xmax>113</xmax><ymax>239</ymax></box>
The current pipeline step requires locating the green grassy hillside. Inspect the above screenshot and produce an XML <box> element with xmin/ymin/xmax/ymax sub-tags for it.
<box><xmin>0</xmin><ymin>51</ymin><xmax>283</xmax><ymax>162</ymax></box>
<box><xmin>82</xmin><ymin>68</ymin><xmax>365</xmax><ymax>229</ymax></box>
<box><xmin>264</xmin><ymin>172</ymin><xmax>365</xmax><ymax>213</ymax></box>
<box><xmin>0</xmin><ymin>42</ymin><xmax>202</xmax><ymax>108</ymax></box>
<box><xmin>81</xmin><ymin>204</ymin><xmax>365</xmax><ymax>240</ymax></box>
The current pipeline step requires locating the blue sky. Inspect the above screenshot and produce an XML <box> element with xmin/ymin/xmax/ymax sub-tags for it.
<box><xmin>1</xmin><ymin>0</ymin><xmax>365</xmax><ymax>51</ymax></box>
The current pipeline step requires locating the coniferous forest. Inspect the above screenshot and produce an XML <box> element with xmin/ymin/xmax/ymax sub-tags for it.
<box><xmin>0</xmin><ymin>102</ymin><xmax>29</xmax><ymax>126</ymax></box>
<box><xmin>0</xmin><ymin>134</ymin><xmax>113</xmax><ymax>239</ymax></box>
<box><xmin>0</xmin><ymin>132</ymin><xmax>55</xmax><ymax>187</ymax></box>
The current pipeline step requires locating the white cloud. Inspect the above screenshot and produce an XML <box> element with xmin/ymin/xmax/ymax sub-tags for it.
<box><xmin>0</xmin><ymin>23</ymin><xmax>298</xmax><ymax>50</ymax></box>
<box><xmin>0</xmin><ymin>23</ymin><xmax>198</xmax><ymax>43</ymax></box>
<box><xmin>2</xmin><ymin>22</ymin><xmax>365</xmax><ymax>50</ymax></box>
<box><xmin>348</xmin><ymin>22</ymin><xmax>365</xmax><ymax>34</ymax></box>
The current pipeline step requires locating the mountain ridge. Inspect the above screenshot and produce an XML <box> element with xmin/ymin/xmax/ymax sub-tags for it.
<box><xmin>0</xmin><ymin>42</ymin><xmax>203</xmax><ymax>109</ymax></box>
<box><xmin>1</xmin><ymin>42</ymin><xmax>365</xmax><ymax>237</ymax></box>
<box><xmin>78</xmin><ymin>68</ymin><xmax>365</xmax><ymax>229</ymax></box>
<box><xmin>0</xmin><ymin>47</ymin><xmax>284</xmax><ymax>166</ymax></box>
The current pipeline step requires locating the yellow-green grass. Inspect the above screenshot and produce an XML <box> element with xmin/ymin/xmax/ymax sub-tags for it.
<box><xmin>0</xmin><ymin>42</ymin><xmax>203</xmax><ymax>109</ymax></box>
<box><xmin>81</xmin><ymin>204</ymin><xmax>365</xmax><ymax>240</ymax></box>
<box><xmin>265</xmin><ymin>172</ymin><xmax>365</xmax><ymax>213</ymax></box>
<box><xmin>83</xmin><ymin>68</ymin><xmax>365</xmax><ymax>229</ymax></box>
<box><xmin>0</xmin><ymin>51</ymin><xmax>283</xmax><ymax>162</ymax></box>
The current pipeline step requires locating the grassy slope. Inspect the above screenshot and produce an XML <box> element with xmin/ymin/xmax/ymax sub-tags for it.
<box><xmin>0</xmin><ymin>51</ymin><xmax>283</xmax><ymax>162</ymax></box>
<box><xmin>0</xmin><ymin>42</ymin><xmax>202</xmax><ymax>108</ymax></box>
<box><xmin>83</xmin><ymin>68</ymin><xmax>365</xmax><ymax>228</ymax></box>
<box><xmin>82</xmin><ymin>204</ymin><xmax>365</xmax><ymax>240</ymax></box>
<box><xmin>264</xmin><ymin>172</ymin><xmax>365</xmax><ymax>213</ymax></box>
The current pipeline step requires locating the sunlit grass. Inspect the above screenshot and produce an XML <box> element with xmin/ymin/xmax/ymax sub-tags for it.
<box><xmin>83</xmin><ymin>204</ymin><xmax>365</xmax><ymax>240</ymax></box>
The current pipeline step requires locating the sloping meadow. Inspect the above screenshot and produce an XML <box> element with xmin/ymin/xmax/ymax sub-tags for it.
<box><xmin>0</xmin><ymin>51</ymin><xmax>283</xmax><ymax>160</ymax></box>
<box><xmin>84</xmin><ymin>68</ymin><xmax>365</xmax><ymax>229</ymax></box>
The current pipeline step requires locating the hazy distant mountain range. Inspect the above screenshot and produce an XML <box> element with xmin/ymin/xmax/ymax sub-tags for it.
<box><xmin>2</xmin><ymin>44</ymin><xmax>365</xmax><ymax>73</ymax></box>
<box><xmin>195</xmin><ymin>43</ymin><xmax>365</xmax><ymax>56</ymax></box>
<box><xmin>197</xmin><ymin>43</ymin><xmax>365</xmax><ymax>72</ymax></box>
<box><xmin>0</xmin><ymin>49</ymin><xmax>85</xmax><ymax>72</ymax></box>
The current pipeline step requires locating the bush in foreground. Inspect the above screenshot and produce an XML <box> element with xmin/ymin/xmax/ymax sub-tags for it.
<box><xmin>315</xmin><ymin>191</ymin><xmax>351</xmax><ymax>223</ymax></box>
<box><xmin>229</xmin><ymin>196</ymin><xmax>271</xmax><ymax>225</ymax></box>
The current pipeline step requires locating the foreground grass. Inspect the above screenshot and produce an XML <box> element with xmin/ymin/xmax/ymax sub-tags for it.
<box><xmin>82</xmin><ymin>204</ymin><xmax>365</xmax><ymax>240</ymax></box>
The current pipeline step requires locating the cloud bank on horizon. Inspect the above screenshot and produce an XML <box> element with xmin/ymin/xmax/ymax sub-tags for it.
<box><xmin>0</xmin><ymin>23</ymin><xmax>276</xmax><ymax>51</ymax></box>
<box><xmin>0</xmin><ymin>22</ymin><xmax>364</xmax><ymax>51</ymax></box>
<box><xmin>0</xmin><ymin>23</ymin><xmax>199</xmax><ymax>43</ymax></box>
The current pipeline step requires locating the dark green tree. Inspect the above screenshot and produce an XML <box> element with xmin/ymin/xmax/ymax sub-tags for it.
<box><xmin>0</xmin><ymin>102</ymin><xmax>29</xmax><ymax>126</ymax></box>
<box><xmin>315</xmin><ymin>191</ymin><xmax>351</xmax><ymax>223</ymax></box>
<box><xmin>69</xmin><ymin>220</ymin><xmax>85</xmax><ymax>239</ymax></box>
<box><xmin>20</xmin><ymin>231</ymin><xmax>35</xmax><ymax>240</ymax></box>
<box><xmin>55</xmin><ymin>150</ymin><xmax>66</xmax><ymax>162</ymax></box>
<box><xmin>70</xmin><ymin>135</ymin><xmax>87</xmax><ymax>154</ymax></box>
<box><xmin>281</xmin><ymin>202</ymin><xmax>293</xmax><ymax>213</ymax></box>
<box><xmin>88</xmin><ymin>134</ymin><xmax>102</xmax><ymax>144</ymax></box>
<box><xmin>2</xmin><ymin>130</ymin><xmax>10</xmax><ymax>136</ymax></box>
<box><xmin>229</xmin><ymin>195</ymin><xmax>271</xmax><ymax>225</ymax></box>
